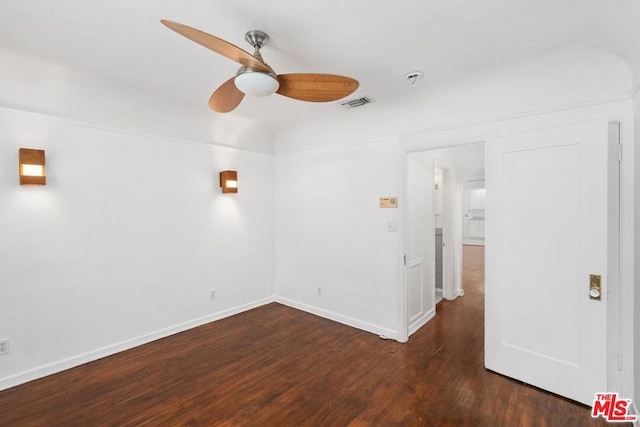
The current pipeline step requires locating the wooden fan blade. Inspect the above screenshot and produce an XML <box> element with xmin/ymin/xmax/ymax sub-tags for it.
<box><xmin>209</xmin><ymin>77</ymin><xmax>245</xmax><ymax>112</ymax></box>
<box><xmin>161</xmin><ymin>19</ymin><xmax>270</xmax><ymax>72</ymax></box>
<box><xmin>276</xmin><ymin>74</ymin><xmax>359</xmax><ymax>102</ymax></box>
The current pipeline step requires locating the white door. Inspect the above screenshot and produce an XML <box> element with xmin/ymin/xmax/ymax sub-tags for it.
<box><xmin>485</xmin><ymin>121</ymin><xmax>609</xmax><ymax>405</ymax></box>
<box><xmin>406</xmin><ymin>157</ymin><xmax>436</xmax><ymax>335</ymax></box>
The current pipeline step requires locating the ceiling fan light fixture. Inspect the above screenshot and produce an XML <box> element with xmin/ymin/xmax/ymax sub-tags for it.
<box><xmin>234</xmin><ymin>70</ymin><xmax>280</xmax><ymax>97</ymax></box>
<box><xmin>161</xmin><ymin>21</ymin><xmax>359</xmax><ymax>111</ymax></box>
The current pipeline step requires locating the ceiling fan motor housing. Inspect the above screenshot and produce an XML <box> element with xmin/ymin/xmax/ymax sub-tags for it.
<box><xmin>245</xmin><ymin>30</ymin><xmax>269</xmax><ymax>49</ymax></box>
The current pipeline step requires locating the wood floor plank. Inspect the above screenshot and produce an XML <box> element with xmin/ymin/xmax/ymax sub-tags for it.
<box><xmin>0</xmin><ymin>245</ymin><xmax>617</xmax><ymax>426</ymax></box>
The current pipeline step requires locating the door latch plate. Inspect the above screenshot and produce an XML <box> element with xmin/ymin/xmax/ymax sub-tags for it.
<box><xmin>589</xmin><ymin>274</ymin><xmax>602</xmax><ymax>301</ymax></box>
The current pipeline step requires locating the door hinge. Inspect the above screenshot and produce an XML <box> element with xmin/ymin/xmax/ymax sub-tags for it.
<box><xmin>618</xmin><ymin>143</ymin><xmax>622</xmax><ymax>163</ymax></box>
<box><xmin>618</xmin><ymin>352</ymin><xmax>623</xmax><ymax>371</ymax></box>
<box><xmin>404</xmin><ymin>254</ymin><xmax>407</xmax><ymax>266</ymax></box>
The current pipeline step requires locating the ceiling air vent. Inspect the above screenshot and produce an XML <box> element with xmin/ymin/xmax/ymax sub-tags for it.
<box><xmin>340</xmin><ymin>96</ymin><xmax>374</xmax><ymax>109</ymax></box>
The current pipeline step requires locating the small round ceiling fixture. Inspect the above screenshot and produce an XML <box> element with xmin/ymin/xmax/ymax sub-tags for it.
<box><xmin>405</xmin><ymin>71</ymin><xmax>424</xmax><ymax>87</ymax></box>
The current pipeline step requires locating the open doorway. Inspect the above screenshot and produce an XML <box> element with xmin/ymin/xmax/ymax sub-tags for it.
<box><xmin>462</xmin><ymin>169</ymin><xmax>485</xmax><ymax>246</ymax></box>
<box><xmin>405</xmin><ymin>143</ymin><xmax>485</xmax><ymax>336</ymax></box>
<box><xmin>403</xmin><ymin>121</ymin><xmax>627</xmax><ymax>404</ymax></box>
<box><xmin>434</xmin><ymin>164</ymin><xmax>456</xmax><ymax>304</ymax></box>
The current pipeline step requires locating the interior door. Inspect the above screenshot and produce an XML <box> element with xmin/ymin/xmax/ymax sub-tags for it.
<box><xmin>485</xmin><ymin>121</ymin><xmax>609</xmax><ymax>405</ymax></box>
<box><xmin>406</xmin><ymin>157</ymin><xmax>436</xmax><ymax>336</ymax></box>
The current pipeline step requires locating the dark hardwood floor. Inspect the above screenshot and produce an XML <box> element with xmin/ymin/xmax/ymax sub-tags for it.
<box><xmin>0</xmin><ymin>245</ymin><xmax>610</xmax><ymax>426</ymax></box>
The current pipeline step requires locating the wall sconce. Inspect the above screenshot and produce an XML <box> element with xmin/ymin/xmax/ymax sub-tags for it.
<box><xmin>434</xmin><ymin>176</ymin><xmax>439</xmax><ymax>190</ymax></box>
<box><xmin>19</xmin><ymin>148</ymin><xmax>46</xmax><ymax>185</ymax></box>
<box><xmin>219</xmin><ymin>170</ymin><xmax>238</xmax><ymax>193</ymax></box>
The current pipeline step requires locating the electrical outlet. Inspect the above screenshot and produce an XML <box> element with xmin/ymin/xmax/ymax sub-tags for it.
<box><xmin>0</xmin><ymin>338</ymin><xmax>9</xmax><ymax>355</ymax></box>
<box><xmin>316</xmin><ymin>287</ymin><xmax>322</xmax><ymax>296</ymax></box>
<box><xmin>210</xmin><ymin>290</ymin><xmax>216</xmax><ymax>300</ymax></box>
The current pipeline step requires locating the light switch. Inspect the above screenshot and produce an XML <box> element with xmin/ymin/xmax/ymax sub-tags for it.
<box><xmin>387</xmin><ymin>222</ymin><xmax>398</xmax><ymax>233</ymax></box>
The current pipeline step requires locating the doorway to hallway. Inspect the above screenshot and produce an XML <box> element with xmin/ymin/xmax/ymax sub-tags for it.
<box><xmin>405</xmin><ymin>143</ymin><xmax>485</xmax><ymax>336</ymax></box>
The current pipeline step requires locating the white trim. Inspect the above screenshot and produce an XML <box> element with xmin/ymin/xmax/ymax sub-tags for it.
<box><xmin>607</xmin><ymin>121</ymin><xmax>623</xmax><ymax>396</ymax></box>
<box><xmin>462</xmin><ymin>238</ymin><xmax>486</xmax><ymax>246</ymax></box>
<box><xmin>0</xmin><ymin>297</ymin><xmax>275</xmax><ymax>392</ymax></box>
<box><xmin>631</xmin><ymin>401</ymin><xmax>640</xmax><ymax>427</ymax></box>
<box><xmin>448</xmin><ymin>289</ymin><xmax>465</xmax><ymax>300</ymax></box>
<box><xmin>398</xmin><ymin>93</ymin><xmax>631</xmax><ymax>141</ymax></box>
<box><xmin>276</xmin><ymin>96</ymin><xmax>631</xmax><ymax>157</ymax></box>
<box><xmin>408</xmin><ymin>257</ymin><xmax>424</xmax><ymax>268</ymax></box>
<box><xmin>275</xmin><ymin>296</ymin><xmax>398</xmax><ymax>341</ymax></box>
<box><xmin>397</xmin><ymin>154</ymin><xmax>410</xmax><ymax>343</ymax></box>
<box><xmin>608</xmin><ymin>113</ymin><xmax>635</xmax><ymax>401</ymax></box>
<box><xmin>619</xmin><ymin>116</ymin><xmax>635</xmax><ymax>403</ymax></box>
<box><xmin>408</xmin><ymin>308</ymin><xmax>436</xmax><ymax>336</ymax></box>
<box><xmin>434</xmin><ymin>162</ymin><xmax>455</xmax><ymax>301</ymax></box>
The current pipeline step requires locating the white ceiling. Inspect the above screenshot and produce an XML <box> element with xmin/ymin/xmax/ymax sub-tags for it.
<box><xmin>1</xmin><ymin>0</ymin><xmax>639</xmax><ymax>131</ymax></box>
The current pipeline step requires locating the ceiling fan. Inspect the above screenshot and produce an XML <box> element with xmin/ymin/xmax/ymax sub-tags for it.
<box><xmin>160</xmin><ymin>20</ymin><xmax>360</xmax><ymax>113</ymax></box>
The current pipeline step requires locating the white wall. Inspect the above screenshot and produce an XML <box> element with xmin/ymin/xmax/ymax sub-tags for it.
<box><xmin>272</xmin><ymin>47</ymin><xmax>635</xmax><ymax>365</ymax></box>
<box><xmin>0</xmin><ymin>47</ymin><xmax>274</xmax><ymax>153</ymax></box>
<box><xmin>0</xmin><ymin>107</ymin><xmax>274</xmax><ymax>389</ymax></box>
<box><xmin>273</xmin><ymin>141</ymin><xmax>401</xmax><ymax>337</ymax></box>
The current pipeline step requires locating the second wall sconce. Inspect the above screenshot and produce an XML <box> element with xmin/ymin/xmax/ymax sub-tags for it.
<box><xmin>219</xmin><ymin>170</ymin><xmax>238</xmax><ymax>193</ymax></box>
<box><xmin>19</xmin><ymin>148</ymin><xmax>46</xmax><ymax>185</ymax></box>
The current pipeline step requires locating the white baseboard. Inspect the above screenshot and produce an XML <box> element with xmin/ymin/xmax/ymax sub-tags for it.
<box><xmin>462</xmin><ymin>238</ymin><xmax>485</xmax><ymax>246</ymax></box>
<box><xmin>274</xmin><ymin>297</ymin><xmax>398</xmax><ymax>341</ymax></box>
<box><xmin>408</xmin><ymin>308</ymin><xmax>435</xmax><ymax>336</ymax></box>
<box><xmin>444</xmin><ymin>289</ymin><xmax>465</xmax><ymax>301</ymax></box>
<box><xmin>0</xmin><ymin>297</ymin><xmax>275</xmax><ymax>392</ymax></box>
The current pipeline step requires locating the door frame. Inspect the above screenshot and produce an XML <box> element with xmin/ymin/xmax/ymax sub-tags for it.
<box><xmin>400</xmin><ymin>142</ymin><xmax>484</xmax><ymax>342</ymax></box>
<box><xmin>405</xmin><ymin>154</ymin><xmax>438</xmax><ymax>337</ymax></box>
<box><xmin>615</xmin><ymin>115</ymin><xmax>635</xmax><ymax>401</ymax></box>
<box><xmin>433</xmin><ymin>161</ymin><xmax>456</xmax><ymax>301</ymax></box>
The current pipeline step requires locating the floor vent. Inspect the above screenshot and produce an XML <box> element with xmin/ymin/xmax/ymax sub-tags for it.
<box><xmin>340</xmin><ymin>96</ymin><xmax>374</xmax><ymax>109</ymax></box>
